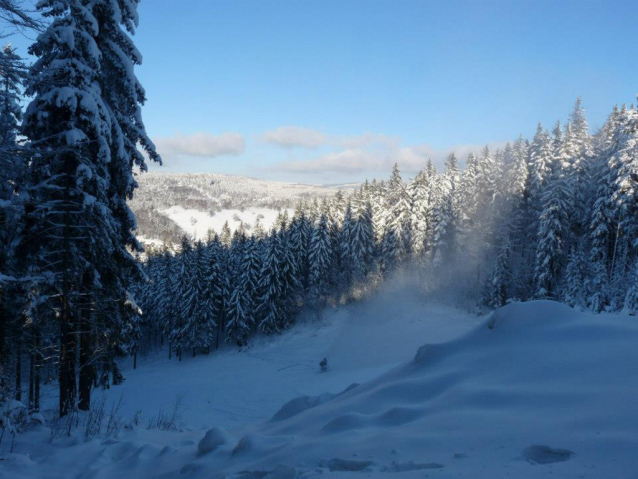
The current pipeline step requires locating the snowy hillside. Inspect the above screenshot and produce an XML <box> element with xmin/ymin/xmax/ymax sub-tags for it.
<box><xmin>4</xmin><ymin>294</ymin><xmax>638</xmax><ymax>478</ymax></box>
<box><xmin>160</xmin><ymin>206</ymin><xmax>295</xmax><ymax>241</ymax></box>
<box><xmin>130</xmin><ymin>173</ymin><xmax>346</xmax><ymax>245</ymax></box>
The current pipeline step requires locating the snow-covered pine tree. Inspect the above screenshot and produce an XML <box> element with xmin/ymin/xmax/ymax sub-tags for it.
<box><xmin>444</xmin><ymin>152</ymin><xmax>461</xmax><ymax>235</ymax></box>
<box><xmin>533</xmin><ymin>164</ymin><xmax>571</xmax><ymax>298</ymax></box>
<box><xmin>274</xmin><ymin>209</ymin><xmax>289</xmax><ymax>232</ymax></box>
<box><xmin>384</xmin><ymin>163</ymin><xmax>411</xmax><ymax>261</ymax></box>
<box><xmin>307</xmin><ymin>198</ymin><xmax>320</xmax><ymax>225</ymax></box>
<box><xmin>289</xmin><ymin>203</ymin><xmax>310</xmax><ymax>290</ymax></box>
<box><xmin>278</xmin><ymin>226</ymin><xmax>300</xmax><ymax>320</ymax></box>
<box><xmin>21</xmin><ymin>0</ymin><xmax>120</xmax><ymax>414</ymax></box>
<box><xmin>506</xmin><ymin>136</ymin><xmax>535</xmax><ymax>298</ymax></box>
<box><xmin>350</xmin><ymin>195</ymin><xmax>375</xmax><ymax>283</ymax></box>
<box><xmin>308</xmin><ymin>213</ymin><xmax>333</xmax><ymax>317</ymax></box>
<box><xmin>505</xmin><ymin>136</ymin><xmax>530</xmax><ymax>222</ymax></box>
<box><xmin>330</xmin><ymin>190</ymin><xmax>346</xmax><ymax>227</ymax></box>
<box><xmin>336</xmin><ymin>201</ymin><xmax>353</xmax><ymax>296</ymax></box>
<box><xmin>226</xmin><ymin>237</ymin><xmax>260</xmax><ymax>346</ymax></box>
<box><xmin>137</xmin><ymin>250</ymin><xmax>163</xmax><ymax>343</ymax></box>
<box><xmin>430</xmin><ymin>153</ymin><xmax>460</xmax><ymax>269</ymax></box>
<box><xmin>182</xmin><ymin>242</ymin><xmax>217</xmax><ymax>356</ymax></box>
<box><xmin>253</xmin><ymin>216</ymin><xmax>266</xmax><ymax>239</ymax></box>
<box><xmin>21</xmin><ymin>0</ymin><xmax>159</xmax><ymax>413</ymax></box>
<box><xmin>430</xmin><ymin>178</ymin><xmax>452</xmax><ymax>269</ymax></box>
<box><xmin>609</xmin><ymin>107</ymin><xmax>638</xmax><ymax>288</ymax></box>
<box><xmin>212</xmin><ymin>235</ymin><xmax>231</xmax><ymax>349</ymax></box>
<box><xmin>586</xmin><ymin>105</ymin><xmax>625</xmax><ymax>311</ymax></box>
<box><xmin>169</xmin><ymin>236</ymin><xmax>193</xmax><ymax>360</ymax></box>
<box><xmin>380</xmin><ymin>222</ymin><xmax>399</xmax><ymax>277</ymax></box>
<box><xmin>474</xmin><ymin>146</ymin><xmax>501</xmax><ymax>249</ymax></box>
<box><xmin>562</xmin><ymin>248</ymin><xmax>588</xmax><ymax>310</ymax></box>
<box><xmin>567</xmin><ymin>98</ymin><xmax>593</xmax><ymax>214</ymax></box>
<box><xmin>528</xmin><ymin>123</ymin><xmax>553</xmax><ymax>211</ymax></box>
<box><xmin>0</xmin><ymin>43</ymin><xmax>25</xmax><ymax>199</ymax></box>
<box><xmin>220</xmin><ymin>220</ymin><xmax>232</xmax><ymax>247</ymax></box>
<box><xmin>229</xmin><ymin>223</ymin><xmax>247</xmax><ymax>287</ymax></box>
<box><xmin>84</xmin><ymin>0</ymin><xmax>160</xmax><ymax>407</ymax></box>
<box><xmin>154</xmin><ymin>249</ymin><xmax>177</xmax><ymax>355</ymax></box>
<box><xmin>370</xmin><ymin>179</ymin><xmax>386</xmax><ymax>248</ymax></box>
<box><xmin>0</xmin><ymin>44</ymin><xmax>26</xmax><ymax>398</ymax></box>
<box><xmin>407</xmin><ymin>168</ymin><xmax>431</xmax><ymax>259</ymax></box>
<box><xmin>204</xmin><ymin>236</ymin><xmax>225</xmax><ymax>350</ymax></box>
<box><xmin>483</xmin><ymin>233</ymin><xmax>512</xmax><ymax>309</ymax></box>
<box><xmin>257</xmin><ymin>230</ymin><xmax>285</xmax><ymax>333</ymax></box>
<box><xmin>588</xmin><ymin>180</ymin><xmax>614</xmax><ymax>312</ymax></box>
<box><xmin>458</xmin><ymin>154</ymin><xmax>478</xmax><ymax>258</ymax></box>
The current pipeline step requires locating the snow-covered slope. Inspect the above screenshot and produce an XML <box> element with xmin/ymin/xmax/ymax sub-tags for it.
<box><xmin>160</xmin><ymin>206</ymin><xmax>294</xmax><ymax>241</ymax></box>
<box><xmin>228</xmin><ymin>300</ymin><xmax>638</xmax><ymax>478</ymax></box>
<box><xmin>129</xmin><ymin>173</ymin><xmax>343</xmax><ymax>245</ymax></box>
<box><xmin>4</xmin><ymin>298</ymin><xmax>638</xmax><ymax>478</ymax></box>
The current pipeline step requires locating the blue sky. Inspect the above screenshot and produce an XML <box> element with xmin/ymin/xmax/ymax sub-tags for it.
<box><xmin>10</xmin><ymin>0</ymin><xmax>638</xmax><ymax>183</ymax></box>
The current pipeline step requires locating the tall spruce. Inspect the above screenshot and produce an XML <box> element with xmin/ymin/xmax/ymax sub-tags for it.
<box><xmin>21</xmin><ymin>0</ymin><xmax>159</xmax><ymax>414</ymax></box>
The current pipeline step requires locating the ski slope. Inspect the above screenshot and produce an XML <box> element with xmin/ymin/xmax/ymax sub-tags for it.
<box><xmin>3</xmin><ymin>289</ymin><xmax>638</xmax><ymax>478</ymax></box>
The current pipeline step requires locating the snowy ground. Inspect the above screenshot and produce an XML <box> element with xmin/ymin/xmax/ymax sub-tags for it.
<box><xmin>3</xmin><ymin>285</ymin><xmax>638</xmax><ymax>478</ymax></box>
<box><xmin>161</xmin><ymin>206</ymin><xmax>294</xmax><ymax>240</ymax></box>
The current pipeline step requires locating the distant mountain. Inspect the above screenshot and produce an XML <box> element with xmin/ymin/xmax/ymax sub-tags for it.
<box><xmin>130</xmin><ymin>173</ymin><xmax>341</xmax><ymax>246</ymax></box>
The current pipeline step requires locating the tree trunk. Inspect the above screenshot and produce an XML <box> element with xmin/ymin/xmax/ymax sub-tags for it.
<box><xmin>34</xmin><ymin>330</ymin><xmax>40</xmax><ymax>411</ymax></box>
<box><xmin>59</xmin><ymin>297</ymin><xmax>77</xmax><ymax>417</ymax></box>
<box><xmin>78</xmin><ymin>273</ymin><xmax>93</xmax><ymax>411</ymax></box>
<box><xmin>59</xmin><ymin>157</ymin><xmax>77</xmax><ymax>418</ymax></box>
<box><xmin>0</xmin><ymin>288</ymin><xmax>5</xmax><ymax>394</ymax></box>
<box><xmin>15</xmin><ymin>337</ymin><xmax>21</xmax><ymax>402</ymax></box>
<box><xmin>28</xmin><ymin>345</ymin><xmax>34</xmax><ymax>410</ymax></box>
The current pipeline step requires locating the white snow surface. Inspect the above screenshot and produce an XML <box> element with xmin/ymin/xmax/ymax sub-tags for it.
<box><xmin>161</xmin><ymin>205</ymin><xmax>293</xmax><ymax>240</ymax></box>
<box><xmin>3</xmin><ymin>288</ymin><xmax>638</xmax><ymax>478</ymax></box>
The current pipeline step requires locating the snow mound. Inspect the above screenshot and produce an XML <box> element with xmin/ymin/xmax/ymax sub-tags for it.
<box><xmin>270</xmin><ymin>383</ymin><xmax>359</xmax><ymax>422</ymax></box>
<box><xmin>197</xmin><ymin>427</ymin><xmax>232</xmax><ymax>455</ymax></box>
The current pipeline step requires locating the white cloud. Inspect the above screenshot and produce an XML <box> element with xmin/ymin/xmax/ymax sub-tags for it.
<box><xmin>275</xmin><ymin>148</ymin><xmax>385</xmax><ymax>173</ymax></box>
<box><xmin>260</xmin><ymin>126</ymin><xmax>402</xmax><ymax>151</ymax></box>
<box><xmin>269</xmin><ymin>140</ymin><xmax>509</xmax><ymax>178</ymax></box>
<box><xmin>260</xmin><ymin>126</ymin><xmax>328</xmax><ymax>149</ymax></box>
<box><xmin>337</xmin><ymin>132</ymin><xmax>400</xmax><ymax>150</ymax></box>
<box><xmin>155</xmin><ymin>132</ymin><xmax>245</xmax><ymax>162</ymax></box>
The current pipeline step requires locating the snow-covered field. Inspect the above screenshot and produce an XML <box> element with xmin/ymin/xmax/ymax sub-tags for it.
<box><xmin>162</xmin><ymin>206</ymin><xmax>294</xmax><ymax>240</ymax></box>
<box><xmin>3</xmin><ymin>284</ymin><xmax>638</xmax><ymax>478</ymax></box>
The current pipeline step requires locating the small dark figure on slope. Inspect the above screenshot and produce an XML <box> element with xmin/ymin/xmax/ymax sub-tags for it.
<box><xmin>320</xmin><ymin>358</ymin><xmax>328</xmax><ymax>373</ymax></box>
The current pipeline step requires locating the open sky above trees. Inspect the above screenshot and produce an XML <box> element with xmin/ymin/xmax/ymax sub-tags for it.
<box><xmin>7</xmin><ymin>0</ymin><xmax>638</xmax><ymax>183</ymax></box>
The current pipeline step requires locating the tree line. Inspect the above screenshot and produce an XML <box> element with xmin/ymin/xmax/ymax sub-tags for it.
<box><xmin>136</xmin><ymin>98</ymin><xmax>638</xmax><ymax>359</ymax></box>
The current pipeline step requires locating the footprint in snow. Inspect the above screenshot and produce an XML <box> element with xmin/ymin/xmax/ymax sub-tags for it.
<box><xmin>324</xmin><ymin>458</ymin><xmax>374</xmax><ymax>472</ymax></box>
<box><xmin>522</xmin><ymin>445</ymin><xmax>575</xmax><ymax>465</ymax></box>
<box><xmin>381</xmin><ymin>461</ymin><xmax>445</xmax><ymax>472</ymax></box>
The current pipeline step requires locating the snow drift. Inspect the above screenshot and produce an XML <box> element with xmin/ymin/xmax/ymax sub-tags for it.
<box><xmin>191</xmin><ymin>300</ymin><xmax>638</xmax><ymax>478</ymax></box>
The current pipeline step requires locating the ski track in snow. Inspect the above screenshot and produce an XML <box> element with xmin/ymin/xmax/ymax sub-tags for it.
<box><xmin>3</xmin><ymin>290</ymin><xmax>638</xmax><ymax>478</ymax></box>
